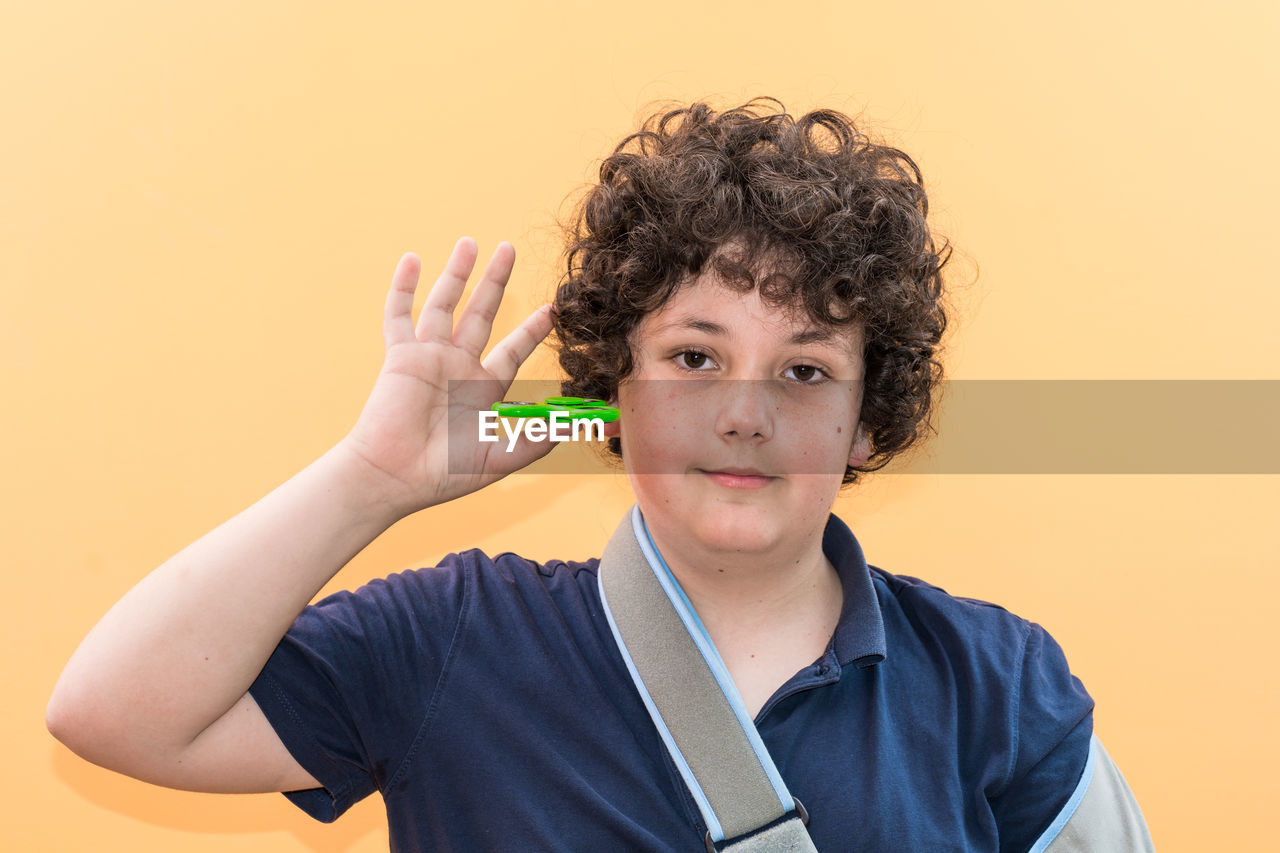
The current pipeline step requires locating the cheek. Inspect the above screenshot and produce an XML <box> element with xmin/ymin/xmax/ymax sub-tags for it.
<box><xmin>619</xmin><ymin>386</ymin><xmax>707</xmax><ymax>474</ymax></box>
<box><xmin>779</xmin><ymin>401</ymin><xmax>857</xmax><ymax>474</ymax></box>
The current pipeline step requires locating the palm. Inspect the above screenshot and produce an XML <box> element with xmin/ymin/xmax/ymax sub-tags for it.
<box><xmin>342</xmin><ymin>239</ymin><xmax>556</xmax><ymax>515</ymax></box>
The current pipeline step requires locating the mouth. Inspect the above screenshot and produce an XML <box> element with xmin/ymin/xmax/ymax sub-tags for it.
<box><xmin>698</xmin><ymin>468</ymin><xmax>778</xmax><ymax>489</ymax></box>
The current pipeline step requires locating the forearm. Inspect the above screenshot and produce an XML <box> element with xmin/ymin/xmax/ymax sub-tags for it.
<box><xmin>47</xmin><ymin>440</ymin><xmax>409</xmax><ymax>766</ymax></box>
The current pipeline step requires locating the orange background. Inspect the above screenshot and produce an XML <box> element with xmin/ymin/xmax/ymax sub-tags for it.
<box><xmin>4</xmin><ymin>1</ymin><xmax>1277</xmax><ymax>850</ymax></box>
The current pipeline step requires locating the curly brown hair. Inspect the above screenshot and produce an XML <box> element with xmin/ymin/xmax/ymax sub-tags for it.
<box><xmin>550</xmin><ymin>97</ymin><xmax>952</xmax><ymax>485</ymax></box>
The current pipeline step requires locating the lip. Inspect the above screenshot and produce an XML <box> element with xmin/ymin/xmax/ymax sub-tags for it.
<box><xmin>699</xmin><ymin>468</ymin><xmax>777</xmax><ymax>489</ymax></box>
<box><xmin>705</xmin><ymin>467</ymin><xmax>771</xmax><ymax>477</ymax></box>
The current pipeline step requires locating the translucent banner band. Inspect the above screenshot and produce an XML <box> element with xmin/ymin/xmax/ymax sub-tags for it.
<box><xmin>444</xmin><ymin>379</ymin><xmax>1280</xmax><ymax>475</ymax></box>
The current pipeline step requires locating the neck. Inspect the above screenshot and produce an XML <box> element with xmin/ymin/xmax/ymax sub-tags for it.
<box><xmin>643</xmin><ymin>517</ymin><xmax>843</xmax><ymax>648</ymax></box>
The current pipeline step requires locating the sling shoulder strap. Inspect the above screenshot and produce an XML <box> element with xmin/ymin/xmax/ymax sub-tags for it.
<box><xmin>597</xmin><ymin>504</ymin><xmax>817</xmax><ymax>853</ymax></box>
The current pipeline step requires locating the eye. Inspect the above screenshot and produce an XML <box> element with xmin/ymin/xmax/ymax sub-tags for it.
<box><xmin>674</xmin><ymin>350</ymin><xmax>716</xmax><ymax>371</ymax></box>
<box><xmin>672</xmin><ymin>350</ymin><xmax>830</xmax><ymax>382</ymax></box>
<box><xmin>784</xmin><ymin>364</ymin><xmax>829</xmax><ymax>384</ymax></box>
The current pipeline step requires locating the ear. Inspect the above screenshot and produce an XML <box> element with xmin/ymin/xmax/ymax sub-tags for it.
<box><xmin>602</xmin><ymin>395</ymin><xmax>621</xmax><ymax>438</ymax></box>
<box><xmin>847</xmin><ymin>422</ymin><xmax>872</xmax><ymax>468</ymax></box>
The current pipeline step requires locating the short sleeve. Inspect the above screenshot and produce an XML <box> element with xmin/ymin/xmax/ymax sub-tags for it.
<box><xmin>991</xmin><ymin>622</ymin><xmax>1096</xmax><ymax>853</ymax></box>
<box><xmin>1040</xmin><ymin>735</ymin><xmax>1155</xmax><ymax>852</ymax></box>
<box><xmin>247</xmin><ymin>558</ymin><xmax>469</xmax><ymax>822</ymax></box>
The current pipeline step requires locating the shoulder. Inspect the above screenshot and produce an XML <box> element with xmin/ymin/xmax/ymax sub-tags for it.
<box><xmin>866</xmin><ymin>565</ymin><xmax>1094</xmax><ymax>771</ymax></box>
<box><xmin>319</xmin><ymin>547</ymin><xmax>602</xmax><ymax>611</ymax></box>
<box><xmin>338</xmin><ymin>548</ymin><xmax>609</xmax><ymax>650</ymax></box>
<box><xmin>867</xmin><ymin>565</ymin><xmax>1044</xmax><ymax>667</ymax></box>
<box><xmin>870</xmin><ymin>565</ymin><xmax>1025</xmax><ymax>627</ymax></box>
<box><xmin>273</xmin><ymin>548</ymin><xmax>606</xmax><ymax>674</ymax></box>
<box><xmin>437</xmin><ymin>546</ymin><xmax>604</xmax><ymax>616</ymax></box>
<box><xmin>465</xmin><ymin>547</ymin><xmax>602</xmax><ymax>586</ymax></box>
<box><xmin>867</xmin><ymin>563</ymin><xmax>1091</xmax><ymax>705</ymax></box>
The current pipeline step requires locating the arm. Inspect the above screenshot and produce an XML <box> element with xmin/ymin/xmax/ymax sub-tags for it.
<box><xmin>46</xmin><ymin>238</ymin><xmax>556</xmax><ymax>793</ymax></box>
<box><xmin>1038</xmin><ymin>735</ymin><xmax>1155</xmax><ymax>853</ymax></box>
<box><xmin>990</xmin><ymin>623</ymin><xmax>1154</xmax><ymax>852</ymax></box>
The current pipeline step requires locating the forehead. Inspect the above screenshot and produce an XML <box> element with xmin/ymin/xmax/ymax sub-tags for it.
<box><xmin>634</xmin><ymin>276</ymin><xmax>863</xmax><ymax>357</ymax></box>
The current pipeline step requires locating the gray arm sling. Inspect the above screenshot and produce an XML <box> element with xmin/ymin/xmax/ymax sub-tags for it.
<box><xmin>596</xmin><ymin>504</ymin><xmax>1155</xmax><ymax>852</ymax></box>
<box><xmin>597</xmin><ymin>504</ymin><xmax>818</xmax><ymax>853</ymax></box>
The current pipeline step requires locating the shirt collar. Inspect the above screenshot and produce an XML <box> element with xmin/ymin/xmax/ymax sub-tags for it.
<box><xmin>822</xmin><ymin>512</ymin><xmax>887</xmax><ymax>668</ymax></box>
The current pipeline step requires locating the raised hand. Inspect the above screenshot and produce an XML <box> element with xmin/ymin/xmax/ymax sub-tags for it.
<box><xmin>340</xmin><ymin>237</ymin><xmax>557</xmax><ymax>516</ymax></box>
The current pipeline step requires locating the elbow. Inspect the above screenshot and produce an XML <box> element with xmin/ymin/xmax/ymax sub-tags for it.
<box><xmin>44</xmin><ymin>692</ymin><xmax>65</xmax><ymax>742</ymax></box>
<box><xmin>46</xmin><ymin>671</ymin><xmax>120</xmax><ymax>765</ymax></box>
<box><xmin>46</xmin><ymin>671</ymin><xmax>187</xmax><ymax>784</ymax></box>
<box><xmin>46</xmin><ymin>677</ymin><xmax>92</xmax><ymax>756</ymax></box>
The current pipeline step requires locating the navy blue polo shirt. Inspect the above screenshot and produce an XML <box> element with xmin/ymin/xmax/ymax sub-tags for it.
<box><xmin>249</xmin><ymin>513</ymin><xmax>1093</xmax><ymax>851</ymax></box>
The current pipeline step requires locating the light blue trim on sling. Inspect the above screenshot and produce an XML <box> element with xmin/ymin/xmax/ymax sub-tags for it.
<box><xmin>629</xmin><ymin>507</ymin><xmax>796</xmax><ymax>817</ymax></box>
<box><xmin>596</xmin><ymin>505</ymin><xmax>797</xmax><ymax>841</ymax></box>
<box><xmin>596</xmin><ymin>551</ymin><xmax>726</xmax><ymax>841</ymax></box>
<box><xmin>1028</xmin><ymin>733</ymin><xmax>1100</xmax><ymax>853</ymax></box>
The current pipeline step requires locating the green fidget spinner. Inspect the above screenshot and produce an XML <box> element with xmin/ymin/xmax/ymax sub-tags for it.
<box><xmin>490</xmin><ymin>396</ymin><xmax>619</xmax><ymax>422</ymax></box>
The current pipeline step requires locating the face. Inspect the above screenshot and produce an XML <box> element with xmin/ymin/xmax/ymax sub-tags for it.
<box><xmin>603</xmin><ymin>270</ymin><xmax>871</xmax><ymax>560</ymax></box>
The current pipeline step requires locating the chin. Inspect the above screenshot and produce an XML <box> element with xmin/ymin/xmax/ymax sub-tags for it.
<box><xmin>689</xmin><ymin>507</ymin><xmax>780</xmax><ymax>552</ymax></box>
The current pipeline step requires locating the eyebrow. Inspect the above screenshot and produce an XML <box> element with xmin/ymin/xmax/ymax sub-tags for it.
<box><xmin>652</xmin><ymin>316</ymin><xmax>849</xmax><ymax>349</ymax></box>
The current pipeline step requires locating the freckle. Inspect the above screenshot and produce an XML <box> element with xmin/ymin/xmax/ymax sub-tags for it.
<box><xmin>837</xmin><ymin>426</ymin><xmax>842</xmax><ymax>433</ymax></box>
<box><xmin>750</xmin><ymin>654</ymin><xmax>756</xmax><ymax>659</ymax></box>
<box><xmin>718</xmin><ymin>568</ymin><xmax>725</xmax><ymax>573</ymax></box>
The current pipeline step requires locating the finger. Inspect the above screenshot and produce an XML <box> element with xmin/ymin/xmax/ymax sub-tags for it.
<box><xmin>481</xmin><ymin>304</ymin><xmax>554</xmax><ymax>386</ymax></box>
<box><xmin>383</xmin><ymin>252</ymin><xmax>422</xmax><ymax>349</ymax></box>
<box><xmin>452</xmin><ymin>242</ymin><xmax>516</xmax><ymax>360</ymax></box>
<box><xmin>417</xmin><ymin>237</ymin><xmax>478</xmax><ymax>344</ymax></box>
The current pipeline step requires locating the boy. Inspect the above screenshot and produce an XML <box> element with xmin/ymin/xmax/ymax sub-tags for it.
<box><xmin>47</xmin><ymin>98</ymin><xmax>1153</xmax><ymax>851</ymax></box>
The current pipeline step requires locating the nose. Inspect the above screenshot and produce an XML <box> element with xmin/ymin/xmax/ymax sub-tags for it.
<box><xmin>713</xmin><ymin>380</ymin><xmax>776</xmax><ymax>442</ymax></box>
